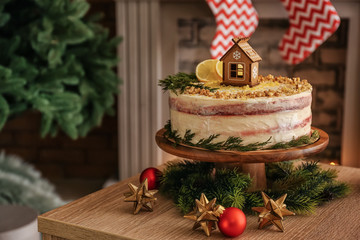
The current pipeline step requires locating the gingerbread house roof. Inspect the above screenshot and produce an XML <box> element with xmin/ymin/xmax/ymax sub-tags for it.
<box><xmin>220</xmin><ymin>37</ymin><xmax>262</xmax><ymax>62</ymax></box>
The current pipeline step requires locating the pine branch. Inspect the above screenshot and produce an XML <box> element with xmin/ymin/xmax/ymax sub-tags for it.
<box><xmin>267</xmin><ymin>131</ymin><xmax>319</xmax><ymax>150</ymax></box>
<box><xmin>296</xmin><ymin>160</ymin><xmax>320</xmax><ymax>173</ymax></box>
<box><xmin>243</xmin><ymin>192</ymin><xmax>263</xmax><ymax>213</ymax></box>
<box><xmin>222</xmin><ymin>189</ymin><xmax>246</xmax><ymax>209</ymax></box>
<box><xmin>194</xmin><ymin>134</ymin><xmax>222</xmax><ymax>150</ymax></box>
<box><xmin>164</xmin><ymin>121</ymin><xmax>315</xmax><ymax>152</ymax></box>
<box><xmin>158</xmin><ymin>72</ymin><xmax>218</xmax><ymax>95</ymax></box>
<box><xmin>163</xmin><ymin>120</ymin><xmax>183</xmax><ymax>146</ymax></box>
<box><xmin>222</xmin><ymin>136</ymin><xmax>244</xmax><ymax>149</ymax></box>
<box><xmin>163</xmin><ymin>121</ymin><xmax>268</xmax><ymax>151</ymax></box>
<box><xmin>320</xmin><ymin>182</ymin><xmax>351</xmax><ymax>201</ymax></box>
<box><xmin>270</xmin><ymin>172</ymin><xmax>310</xmax><ymax>192</ymax></box>
<box><xmin>160</xmin><ymin>160</ymin><xmax>350</xmax><ymax>215</ymax></box>
<box><xmin>183</xmin><ymin>129</ymin><xmax>195</xmax><ymax>143</ymax></box>
<box><xmin>265</xmin><ymin>161</ymin><xmax>351</xmax><ymax>214</ymax></box>
<box><xmin>284</xmin><ymin>194</ymin><xmax>318</xmax><ymax>214</ymax></box>
<box><xmin>0</xmin><ymin>0</ymin><xmax>121</xmax><ymax>139</ymax></box>
<box><xmin>266</xmin><ymin>161</ymin><xmax>295</xmax><ymax>180</ymax></box>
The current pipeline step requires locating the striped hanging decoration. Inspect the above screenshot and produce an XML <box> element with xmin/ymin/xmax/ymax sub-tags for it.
<box><xmin>206</xmin><ymin>0</ymin><xmax>259</xmax><ymax>60</ymax></box>
<box><xmin>278</xmin><ymin>0</ymin><xmax>340</xmax><ymax>65</ymax></box>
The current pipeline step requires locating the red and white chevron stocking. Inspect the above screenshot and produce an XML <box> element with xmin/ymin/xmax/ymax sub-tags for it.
<box><xmin>279</xmin><ymin>0</ymin><xmax>340</xmax><ymax>65</ymax></box>
<box><xmin>207</xmin><ymin>0</ymin><xmax>259</xmax><ymax>60</ymax></box>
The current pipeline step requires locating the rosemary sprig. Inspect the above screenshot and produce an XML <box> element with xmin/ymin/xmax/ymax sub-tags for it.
<box><xmin>164</xmin><ymin>120</ymin><xmax>183</xmax><ymax>147</ymax></box>
<box><xmin>163</xmin><ymin>120</ymin><xmax>319</xmax><ymax>152</ymax></box>
<box><xmin>163</xmin><ymin>121</ymin><xmax>270</xmax><ymax>152</ymax></box>
<box><xmin>158</xmin><ymin>72</ymin><xmax>218</xmax><ymax>95</ymax></box>
<box><xmin>267</xmin><ymin>130</ymin><xmax>319</xmax><ymax>150</ymax></box>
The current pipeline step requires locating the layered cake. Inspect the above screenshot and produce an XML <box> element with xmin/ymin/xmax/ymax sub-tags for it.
<box><xmin>162</xmin><ymin>37</ymin><xmax>313</xmax><ymax>148</ymax></box>
<box><xmin>169</xmin><ymin>75</ymin><xmax>312</xmax><ymax>146</ymax></box>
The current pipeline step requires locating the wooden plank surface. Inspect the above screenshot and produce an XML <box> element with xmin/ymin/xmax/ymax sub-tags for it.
<box><xmin>43</xmin><ymin>233</ymin><xmax>68</xmax><ymax>240</ymax></box>
<box><xmin>38</xmin><ymin>162</ymin><xmax>360</xmax><ymax>240</ymax></box>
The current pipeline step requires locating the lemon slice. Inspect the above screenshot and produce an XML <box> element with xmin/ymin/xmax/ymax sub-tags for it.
<box><xmin>196</xmin><ymin>59</ymin><xmax>222</xmax><ymax>82</ymax></box>
<box><xmin>216</xmin><ymin>60</ymin><xmax>223</xmax><ymax>78</ymax></box>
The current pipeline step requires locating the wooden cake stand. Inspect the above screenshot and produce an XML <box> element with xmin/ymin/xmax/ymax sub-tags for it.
<box><xmin>155</xmin><ymin>127</ymin><xmax>329</xmax><ymax>190</ymax></box>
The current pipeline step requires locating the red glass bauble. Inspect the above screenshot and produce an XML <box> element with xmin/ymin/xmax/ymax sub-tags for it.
<box><xmin>218</xmin><ymin>207</ymin><xmax>246</xmax><ymax>238</ymax></box>
<box><xmin>139</xmin><ymin>167</ymin><xmax>162</xmax><ymax>190</ymax></box>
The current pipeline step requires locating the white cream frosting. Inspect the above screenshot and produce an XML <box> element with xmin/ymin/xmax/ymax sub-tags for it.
<box><xmin>169</xmin><ymin>90</ymin><xmax>312</xmax><ymax>146</ymax></box>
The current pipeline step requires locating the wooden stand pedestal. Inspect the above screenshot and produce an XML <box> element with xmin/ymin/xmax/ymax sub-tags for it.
<box><xmin>156</xmin><ymin>127</ymin><xmax>329</xmax><ymax>191</ymax></box>
<box><xmin>214</xmin><ymin>162</ymin><xmax>267</xmax><ymax>191</ymax></box>
<box><xmin>242</xmin><ymin>163</ymin><xmax>267</xmax><ymax>191</ymax></box>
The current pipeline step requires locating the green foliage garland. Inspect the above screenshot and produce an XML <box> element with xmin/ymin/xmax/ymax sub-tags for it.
<box><xmin>164</xmin><ymin>120</ymin><xmax>320</xmax><ymax>151</ymax></box>
<box><xmin>160</xmin><ymin>160</ymin><xmax>350</xmax><ymax>215</ymax></box>
<box><xmin>0</xmin><ymin>0</ymin><xmax>121</xmax><ymax>139</ymax></box>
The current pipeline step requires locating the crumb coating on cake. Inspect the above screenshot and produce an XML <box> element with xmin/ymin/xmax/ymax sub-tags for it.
<box><xmin>183</xmin><ymin>75</ymin><xmax>312</xmax><ymax>99</ymax></box>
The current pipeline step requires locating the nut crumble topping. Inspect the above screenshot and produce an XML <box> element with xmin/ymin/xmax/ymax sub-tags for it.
<box><xmin>183</xmin><ymin>75</ymin><xmax>312</xmax><ymax>99</ymax></box>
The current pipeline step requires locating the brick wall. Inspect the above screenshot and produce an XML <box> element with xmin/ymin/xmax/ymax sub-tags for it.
<box><xmin>0</xmin><ymin>0</ymin><xmax>118</xmax><ymax>181</ymax></box>
<box><xmin>178</xmin><ymin>18</ymin><xmax>348</xmax><ymax>163</ymax></box>
<box><xmin>87</xmin><ymin>0</ymin><xmax>116</xmax><ymax>38</ymax></box>
<box><xmin>1</xmin><ymin>112</ymin><xmax>118</xmax><ymax>180</ymax></box>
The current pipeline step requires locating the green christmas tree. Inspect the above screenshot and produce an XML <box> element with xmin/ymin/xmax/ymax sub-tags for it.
<box><xmin>0</xmin><ymin>0</ymin><xmax>121</xmax><ymax>139</ymax></box>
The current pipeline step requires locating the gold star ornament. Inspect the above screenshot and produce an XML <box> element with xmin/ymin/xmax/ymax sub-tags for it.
<box><xmin>184</xmin><ymin>193</ymin><xmax>225</xmax><ymax>237</ymax></box>
<box><xmin>124</xmin><ymin>178</ymin><xmax>158</xmax><ymax>214</ymax></box>
<box><xmin>252</xmin><ymin>192</ymin><xmax>295</xmax><ymax>232</ymax></box>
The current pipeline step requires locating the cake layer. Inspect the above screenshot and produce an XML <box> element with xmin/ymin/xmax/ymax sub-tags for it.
<box><xmin>169</xmin><ymin>91</ymin><xmax>311</xmax><ymax>116</ymax></box>
<box><xmin>169</xmin><ymin>75</ymin><xmax>313</xmax><ymax>147</ymax></box>
<box><xmin>170</xmin><ymin>107</ymin><xmax>312</xmax><ymax>145</ymax></box>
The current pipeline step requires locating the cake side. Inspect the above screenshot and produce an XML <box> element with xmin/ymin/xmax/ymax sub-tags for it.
<box><xmin>169</xmin><ymin>75</ymin><xmax>312</xmax><ymax>146</ymax></box>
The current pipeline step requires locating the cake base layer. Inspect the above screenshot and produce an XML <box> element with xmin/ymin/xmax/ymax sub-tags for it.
<box><xmin>170</xmin><ymin>109</ymin><xmax>311</xmax><ymax>145</ymax></box>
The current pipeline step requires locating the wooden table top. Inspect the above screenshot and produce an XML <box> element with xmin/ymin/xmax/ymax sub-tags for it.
<box><xmin>38</xmin><ymin>162</ymin><xmax>360</xmax><ymax>240</ymax></box>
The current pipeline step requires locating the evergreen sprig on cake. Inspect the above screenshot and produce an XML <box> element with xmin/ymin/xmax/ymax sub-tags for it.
<box><xmin>159</xmin><ymin>73</ymin><xmax>218</xmax><ymax>94</ymax></box>
<box><xmin>164</xmin><ymin>120</ymin><xmax>319</xmax><ymax>151</ymax></box>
